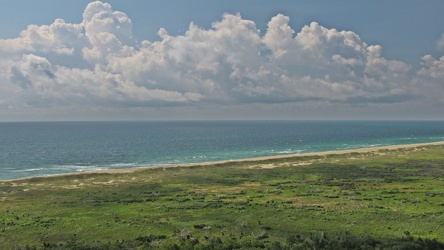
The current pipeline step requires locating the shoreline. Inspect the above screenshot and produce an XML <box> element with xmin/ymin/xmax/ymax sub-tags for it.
<box><xmin>2</xmin><ymin>141</ymin><xmax>444</xmax><ymax>183</ymax></box>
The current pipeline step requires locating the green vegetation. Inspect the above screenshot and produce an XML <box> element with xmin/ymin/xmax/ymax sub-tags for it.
<box><xmin>1</xmin><ymin>145</ymin><xmax>444</xmax><ymax>249</ymax></box>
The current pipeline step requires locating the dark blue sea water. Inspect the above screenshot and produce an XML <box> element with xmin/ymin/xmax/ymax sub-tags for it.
<box><xmin>1</xmin><ymin>120</ymin><xmax>443</xmax><ymax>180</ymax></box>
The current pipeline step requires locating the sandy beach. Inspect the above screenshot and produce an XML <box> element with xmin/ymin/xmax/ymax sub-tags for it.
<box><xmin>3</xmin><ymin>140</ymin><xmax>442</xmax><ymax>183</ymax></box>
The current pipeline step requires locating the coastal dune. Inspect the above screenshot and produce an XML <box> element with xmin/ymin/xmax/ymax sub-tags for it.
<box><xmin>96</xmin><ymin>141</ymin><xmax>444</xmax><ymax>173</ymax></box>
<box><xmin>2</xmin><ymin>140</ymin><xmax>444</xmax><ymax>248</ymax></box>
<box><xmin>4</xmin><ymin>141</ymin><xmax>442</xmax><ymax>182</ymax></box>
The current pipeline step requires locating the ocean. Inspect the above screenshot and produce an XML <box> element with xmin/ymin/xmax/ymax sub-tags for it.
<box><xmin>1</xmin><ymin>120</ymin><xmax>444</xmax><ymax>180</ymax></box>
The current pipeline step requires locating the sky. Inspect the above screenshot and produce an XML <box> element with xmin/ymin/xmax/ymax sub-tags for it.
<box><xmin>0</xmin><ymin>1</ymin><xmax>444</xmax><ymax>121</ymax></box>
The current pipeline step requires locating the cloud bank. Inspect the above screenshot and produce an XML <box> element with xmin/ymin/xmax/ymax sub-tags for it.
<box><xmin>0</xmin><ymin>1</ymin><xmax>443</xmax><ymax>119</ymax></box>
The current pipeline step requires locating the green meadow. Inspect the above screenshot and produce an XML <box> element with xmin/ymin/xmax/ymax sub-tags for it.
<box><xmin>1</xmin><ymin>144</ymin><xmax>444</xmax><ymax>249</ymax></box>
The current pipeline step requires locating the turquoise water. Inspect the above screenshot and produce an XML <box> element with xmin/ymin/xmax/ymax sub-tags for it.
<box><xmin>1</xmin><ymin>120</ymin><xmax>443</xmax><ymax>180</ymax></box>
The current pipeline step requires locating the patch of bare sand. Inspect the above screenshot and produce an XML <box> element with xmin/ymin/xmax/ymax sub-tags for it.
<box><xmin>250</xmin><ymin>161</ymin><xmax>314</xmax><ymax>169</ymax></box>
<box><xmin>249</xmin><ymin>163</ymin><xmax>278</xmax><ymax>169</ymax></box>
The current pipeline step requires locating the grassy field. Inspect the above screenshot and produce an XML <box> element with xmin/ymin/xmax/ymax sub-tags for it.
<box><xmin>1</xmin><ymin>144</ymin><xmax>444</xmax><ymax>249</ymax></box>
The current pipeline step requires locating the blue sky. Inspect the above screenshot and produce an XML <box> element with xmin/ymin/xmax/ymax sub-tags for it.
<box><xmin>0</xmin><ymin>1</ymin><xmax>443</xmax><ymax>121</ymax></box>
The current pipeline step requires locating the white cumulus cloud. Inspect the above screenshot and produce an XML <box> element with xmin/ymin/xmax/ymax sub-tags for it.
<box><xmin>418</xmin><ymin>55</ymin><xmax>444</xmax><ymax>79</ymax></box>
<box><xmin>0</xmin><ymin>0</ymin><xmax>442</xmax><ymax>119</ymax></box>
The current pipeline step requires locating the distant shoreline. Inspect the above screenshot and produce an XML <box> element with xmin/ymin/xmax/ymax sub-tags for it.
<box><xmin>2</xmin><ymin>141</ymin><xmax>444</xmax><ymax>183</ymax></box>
